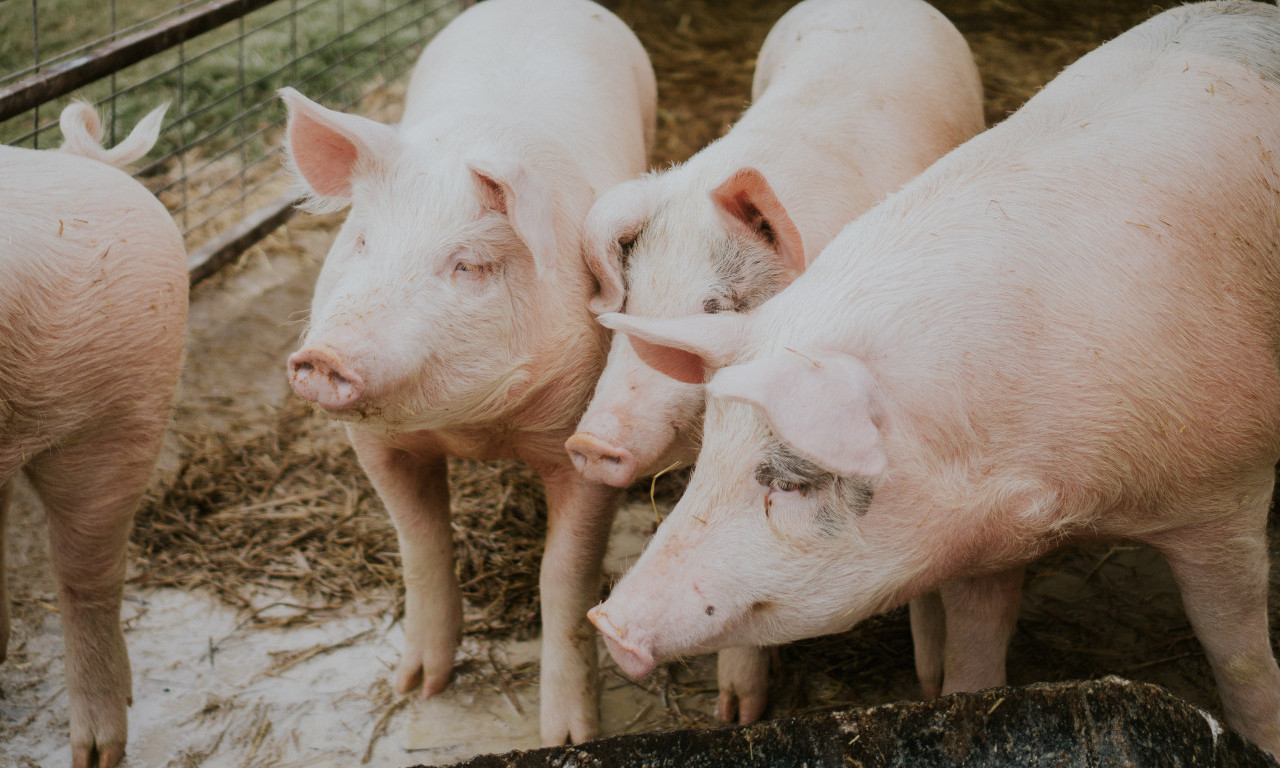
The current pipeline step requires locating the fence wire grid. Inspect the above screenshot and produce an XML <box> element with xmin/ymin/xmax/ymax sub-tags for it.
<box><xmin>0</xmin><ymin>0</ymin><xmax>467</xmax><ymax>281</ymax></box>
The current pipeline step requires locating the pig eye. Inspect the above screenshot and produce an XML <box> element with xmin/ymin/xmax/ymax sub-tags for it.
<box><xmin>769</xmin><ymin>479</ymin><xmax>805</xmax><ymax>494</ymax></box>
<box><xmin>453</xmin><ymin>259</ymin><xmax>493</xmax><ymax>277</ymax></box>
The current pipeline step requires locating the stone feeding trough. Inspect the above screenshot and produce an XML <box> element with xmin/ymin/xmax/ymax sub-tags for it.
<box><xmin>423</xmin><ymin>677</ymin><xmax>1278</xmax><ymax>768</ymax></box>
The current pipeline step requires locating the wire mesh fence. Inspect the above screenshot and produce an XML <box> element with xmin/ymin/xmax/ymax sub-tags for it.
<box><xmin>0</xmin><ymin>0</ymin><xmax>467</xmax><ymax>281</ymax></box>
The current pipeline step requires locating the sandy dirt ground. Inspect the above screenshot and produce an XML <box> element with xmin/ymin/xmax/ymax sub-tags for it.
<box><xmin>0</xmin><ymin>220</ymin><xmax>729</xmax><ymax>767</ymax></box>
<box><xmin>4</xmin><ymin>0</ymin><xmax>1269</xmax><ymax>766</ymax></box>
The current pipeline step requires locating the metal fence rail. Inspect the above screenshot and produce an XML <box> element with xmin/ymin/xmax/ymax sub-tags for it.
<box><xmin>0</xmin><ymin>0</ymin><xmax>466</xmax><ymax>283</ymax></box>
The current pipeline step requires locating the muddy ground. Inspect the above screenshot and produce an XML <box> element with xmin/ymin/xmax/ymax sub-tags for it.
<box><xmin>7</xmin><ymin>0</ymin><xmax>1276</xmax><ymax>766</ymax></box>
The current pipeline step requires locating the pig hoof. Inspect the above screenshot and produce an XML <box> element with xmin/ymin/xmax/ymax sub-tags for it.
<box><xmin>394</xmin><ymin>662</ymin><xmax>453</xmax><ymax>698</ymax></box>
<box><xmin>716</xmin><ymin>688</ymin><xmax>767</xmax><ymax>725</ymax></box>
<box><xmin>541</xmin><ymin>716</ymin><xmax>599</xmax><ymax>747</ymax></box>
<box><xmin>71</xmin><ymin>740</ymin><xmax>125</xmax><ymax>768</ymax></box>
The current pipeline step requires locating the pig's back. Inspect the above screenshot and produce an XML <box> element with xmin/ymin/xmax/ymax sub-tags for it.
<box><xmin>721</xmin><ymin>0</ymin><xmax>983</xmax><ymax>263</ymax></box>
<box><xmin>771</xmin><ymin>1</ymin><xmax>1280</xmax><ymax>524</ymax></box>
<box><xmin>0</xmin><ymin>146</ymin><xmax>187</xmax><ymax>470</ymax></box>
<box><xmin>399</xmin><ymin>0</ymin><xmax>654</xmax><ymax>183</ymax></box>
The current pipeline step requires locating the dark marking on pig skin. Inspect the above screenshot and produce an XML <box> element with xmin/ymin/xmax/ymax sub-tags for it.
<box><xmin>705</xmin><ymin>605</ymin><xmax>715</xmax><ymax>616</ymax></box>
<box><xmin>754</xmin><ymin>435</ymin><xmax>873</xmax><ymax>533</ymax></box>
<box><xmin>706</xmin><ymin>235</ymin><xmax>786</xmax><ymax>314</ymax></box>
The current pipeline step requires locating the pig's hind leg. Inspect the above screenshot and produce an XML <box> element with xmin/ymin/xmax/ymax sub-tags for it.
<box><xmin>1146</xmin><ymin>476</ymin><xmax>1280</xmax><ymax>761</ymax></box>
<box><xmin>349</xmin><ymin>430</ymin><xmax>461</xmax><ymax>699</ymax></box>
<box><xmin>537</xmin><ymin>464</ymin><xmax>622</xmax><ymax>745</ymax></box>
<box><xmin>24</xmin><ymin>436</ymin><xmax>156</xmax><ymax>768</ymax></box>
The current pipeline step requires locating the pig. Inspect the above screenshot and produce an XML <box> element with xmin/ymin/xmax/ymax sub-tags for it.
<box><xmin>280</xmin><ymin>0</ymin><xmax>655</xmax><ymax>746</ymax></box>
<box><xmin>564</xmin><ymin>0</ymin><xmax>985</xmax><ymax>722</ymax></box>
<box><xmin>1</xmin><ymin>101</ymin><xmax>185</xmax><ymax>768</ymax></box>
<box><xmin>588</xmin><ymin>0</ymin><xmax>1280</xmax><ymax>758</ymax></box>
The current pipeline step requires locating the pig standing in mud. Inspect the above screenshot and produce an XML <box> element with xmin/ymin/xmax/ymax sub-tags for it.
<box><xmin>565</xmin><ymin>0</ymin><xmax>984</xmax><ymax>721</ymax></box>
<box><xmin>281</xmin><ymin>0</ymin><xmax>654</xmax><ymax>745</ymax></box>
<box><xmin>590</xmin><ymin>1</ymin><xmax>1280</xmax><ymax>758</ymax></box>
<box><xmin>0</xmin><ymin>102</ymin><xmax>186</xmax><ymax>768</ymax></box>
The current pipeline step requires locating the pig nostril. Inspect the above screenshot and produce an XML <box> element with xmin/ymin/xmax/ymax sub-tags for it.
<box><xmin>566</xmin><ymin>432</ymin><xmax>638</xmax><ymax>487</ymax></box>
<box><xmin>288</xmin><ymin>349</ymin><xmax>364</xmax><ymax>408</ymax></box>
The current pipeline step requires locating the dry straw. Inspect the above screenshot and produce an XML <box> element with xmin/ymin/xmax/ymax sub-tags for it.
<box><xmin>128</xmin><ymin>0</ymin><xmax>1253</xmax><ymax>728</ymax></box>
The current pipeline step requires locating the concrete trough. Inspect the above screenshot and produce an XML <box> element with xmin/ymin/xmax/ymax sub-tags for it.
<box><xmin>424</xmin><ymin>677</ymin><xmax>1277</xmax><ymax>768</ymax></box>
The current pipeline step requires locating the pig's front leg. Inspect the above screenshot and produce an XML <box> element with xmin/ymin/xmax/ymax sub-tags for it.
<box><xmin>26</xmin><ymin>439</ymin><xmax>148</xmax><ymax>768</ymax></box>
<box><xmin>349</xmin><ymin>428</ymin><xmax>461</xmax><ymax>698</ymax></box>
<box><xmin>0</xmin><ymin>479</ymin><xmax>10</xmax><ymax>664</ymax></box>
<box><xmin>910</xmin><ymin>590</ymin><xmax>946</xmax><ymax>698</ymax></box>
<box><xmin>938</xmin><ymin>567</ymin><xmax>1024</xmax><ymax>696</ymax></box>
<box><xmin>536</xmin><ymin>463</ymin><xmax>622</xmax><ymax>745</ymax></box>
<box><xmin>1147</xmin><ymin>479</ymin><xmax>1280</xmax><ymax>760</ymax></box>
<box><xmin>716</xmin><ymin>645</ymin><xmax>772</xmax><ymax>723</ymax></box>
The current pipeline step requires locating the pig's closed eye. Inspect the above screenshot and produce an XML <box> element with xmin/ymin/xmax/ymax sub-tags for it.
<box><xmin>769</xmin><ymin>479</ymin><xmax>804</xmax><ymax>494</ymax></box>
<box><xmin>451</xmin><ymin>253</ymin><xmax>495</xmax><ymax>277</ymax></box>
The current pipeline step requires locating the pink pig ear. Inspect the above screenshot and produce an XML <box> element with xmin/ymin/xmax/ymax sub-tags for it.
<box><xmin>583</xmin><ymin>179</ymin><xmax>656</xmax><ymax>314</ymax></box>
<box><xmin>710</xmin><ymin>167</ymin><xmax>807</xmax><ymax>283</ymax></box>
<box><xmin>598</xmin><ymin>312</ymin><xmax>749</xmax><ymax>384</ymax></box>
<box><xmin>279</xmin><ymin>87</ymin><xmax>400</xmax><ymax>200</ymax></box>
<box><xmin>468</xmin><ymin>159</ymin><xmax>558</xmax><ymax>277</ymax></box>
<box><xmin>708</xmin><ymin>351</ymin><xmax>886</xmax><ymax>478</ymax></box>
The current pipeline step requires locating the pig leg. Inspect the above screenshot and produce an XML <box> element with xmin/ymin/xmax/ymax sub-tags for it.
<box><xmin>349</xmin><ymin>429</ymin><xmax>461</xmax><ymax>698</ymax></box>
<box><xmin>1147</xmin><ymin>481</ymin><xmax>1280</xmax><ymax>759</ymax></box>
<box><xmin>938</xmin><ymin>567</ymin><xmax>1023</xmax><ymax>695</ymax></box>
<box><xmin>536</xmin><ymin>464</ymin><xmax>621</xmax><ymax>745</ymax></box>
<box><xmin>910</xmin><ymin>591</ymin><xmax>946</xmax><ymax>698</ymax></box>
<box><xmin>716</xmin><ymin>645</ymin><xmax>772</xmax><ymax>723</ymax></box>
<box><xmin>0</xmin><ymin>479</ymin><xmax>10</xmax><ymax>664</ymax></box>
<box><xmin>24</xmin><ymin>439</ymin><xmax>152</xmax><ymax>768</ymax></box>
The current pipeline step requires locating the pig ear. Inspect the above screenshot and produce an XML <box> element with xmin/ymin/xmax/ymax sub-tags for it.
<box><xmin>583</xmin><ymin>180</ymin><xmax>655</xmax><ymax>314</ymax></box>
<box><xmin>710</xmin><ymin>167</ymin><xmax>807</xmax><ymax>283</ymax></box>
<box><xmin>598</xmin><ymin>312</ymin><xmax>748</xmax><ymax>385</ymax></box>
<box><xmin>468</xmin><ymin>159</ymin><xmax>558</xmax><ymax>277</ymax></box>
<box><xmin>708</xmin><ymin>351</ymin><xmax>886</xmax><ymax>478</ymax></box>
<box><xmin>279</xmin><ymin>87</ymin><xmax>399</xmax><ymax>202</ymax></box>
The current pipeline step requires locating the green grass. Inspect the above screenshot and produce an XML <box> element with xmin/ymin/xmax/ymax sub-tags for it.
<box><xmin>0</xmin><ymin>0</ymin><xmax>462</xmax><ymax>245</ymax></box>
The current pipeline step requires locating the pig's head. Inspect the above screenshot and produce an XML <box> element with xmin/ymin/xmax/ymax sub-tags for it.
<box><xmin>280</xmin><ymin>88</ymin><xmax>594</xmax><ymax>430</ymax></box>
<box><xmin>566</xmin><ymin>167</ymin><xmax>807</xmax><ymax>486</ymax></box>
<box><xmin>587</xmin><ymin>311</ymin><xmax>905</xmax><ymax>679</ymax></box>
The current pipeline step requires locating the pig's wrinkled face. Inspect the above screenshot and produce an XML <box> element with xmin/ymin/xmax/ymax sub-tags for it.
<box><xmin>570</xmin><ymin>192</ymin><xmax>789</xmax><ymax>485</ymax></box>
<box><xmin>590</xmin><ymin>397</ymin><xmax>882</xmax><ymax>678</ymax></box>
<box><xmin>292</xmin><ymin>168</ymin><xmax>545</xmax><ymax>429</ymax></box>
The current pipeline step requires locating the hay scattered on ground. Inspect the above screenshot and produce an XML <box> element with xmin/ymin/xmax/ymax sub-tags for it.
<box><xmin>129</xmin><ymin>0</ymin><xmax>1245</xmax><ymax>729</ymax></box>
<box><xmin>132</xmin><ymin>395</ymin><xmax>553</xmax><ymax>639</ymax></box>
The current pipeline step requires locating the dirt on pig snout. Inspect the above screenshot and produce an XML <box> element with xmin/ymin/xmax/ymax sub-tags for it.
<box><xmin>7</xmin><ymin>0</ymin><xmax>1274</xmax><ymax>765</ymax></box>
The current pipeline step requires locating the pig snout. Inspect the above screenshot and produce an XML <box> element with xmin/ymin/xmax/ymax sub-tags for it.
<box><xmin>288</xmin><ymin>347</ymin><xmax>365</xmax><ymax>410</ymax></box>
<box><xmin>587</xmin><ymin>605</ymin><xmax>656</xmax><ymax>680</ymax></box>
<box><xmin>565</xmin><ymin>428</ymin><xmax>639</xmax><ymax>488</ymax></box>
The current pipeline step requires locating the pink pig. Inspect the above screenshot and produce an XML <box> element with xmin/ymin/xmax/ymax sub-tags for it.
<box><xmin>566</xmin><ymin>0</ymin><xmax>984</xmax><ymax>724</ymax></box>
<box><xmin>281</xmin><ymin>0</ymin><xmax>655</xmax><ymax>746</ymax></box>
<box><xmin>590</xmin><ymin>1</ymin><xmax>1280</xmax><ymax>759</ymax></box>
<box><xmin>1</xmin><ymin>102</ymin><xmax>186</xmax><ymax>768</ymax></box>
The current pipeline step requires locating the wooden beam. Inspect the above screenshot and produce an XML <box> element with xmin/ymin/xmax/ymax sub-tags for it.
<box><xmin>187</xmin><ymin>193</ymin><xmax>299</xmax><ymax>286</ymax></box>
<box><xmin>0</xmin><ymin>0</ymin><xmax>280</xmax><ymax>122</ymax></box>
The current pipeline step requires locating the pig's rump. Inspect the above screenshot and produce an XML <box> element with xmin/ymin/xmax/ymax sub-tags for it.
<box><xmin>0</xmin><ymin>145</ymin><xmax>186</xmax><ymax>474</ymax></box>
